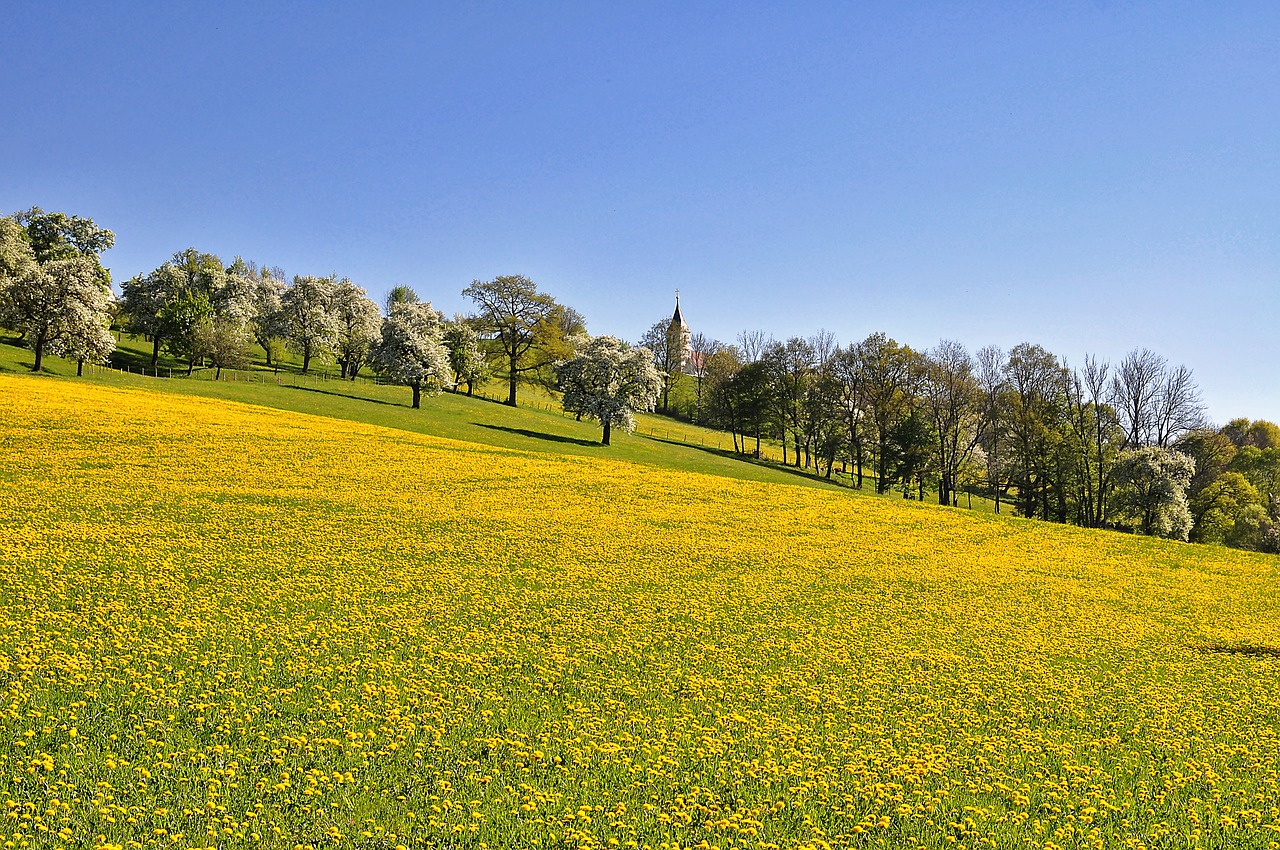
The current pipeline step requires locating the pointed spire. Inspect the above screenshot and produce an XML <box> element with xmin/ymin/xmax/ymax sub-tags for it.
<box><xmin>671</xmin><ymin>290</ymin><xmax>687</xmax><ymax>329</ymax></box>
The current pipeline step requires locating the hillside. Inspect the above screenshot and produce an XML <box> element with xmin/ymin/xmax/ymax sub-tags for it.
<box><xmin>3</xmin><ymin>375</ymin><xmax>1280</xmax><ymax>848</ymax></box>
<box><xmin>0</xmin><ymin>334</ymin><xmax>854</xmax><ymax>495</ymax></box>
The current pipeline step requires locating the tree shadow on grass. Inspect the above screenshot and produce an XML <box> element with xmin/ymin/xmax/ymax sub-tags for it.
<box><xmin>283</xmin><ymin>384</ymin><xmax>404</xmax><ymax>408</ymax></box>
<box><xmin>473</xmin><ymin>423</ymin><xmax>601</xmax><ymax>447</ymax></box>
<box><xmin>646</xmin><ymin>434</ymin><xmax>847</xmax><ymax>488</ymax></box>
<box><xmin>1201</xmin><ymin>643</ymin><xmax>1280</xmax><ymax>658</ymax></box>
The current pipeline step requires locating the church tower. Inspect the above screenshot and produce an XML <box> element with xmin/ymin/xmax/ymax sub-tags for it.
<box><xmin>668</xmin><ymin>292</ymin><xmax>692</xmax><ymax>370</ymax></box>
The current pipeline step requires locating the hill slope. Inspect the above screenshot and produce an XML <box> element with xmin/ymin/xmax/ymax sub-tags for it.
<box><xmin>2</xmin><ymin>375</ymin><xmax>1279</xmax><ymax>848</ymax></box>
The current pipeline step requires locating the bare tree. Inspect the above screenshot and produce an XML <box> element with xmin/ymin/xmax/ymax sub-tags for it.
<box><xmin>735</xmin><ymin>329</ymin><xmax>771</xmax><ymax>364</ymax></box>
<box><xmin>1153</xmin><ymin>363</ymin><xmax>1206</xmax><ymax>447</ymax></box>
<box><xmin>831</xmin><ymin>343</ymin><xmax>868</xmax><ymax>488</ymax></box>
<box><xmin>976</xmin><ymin>345</ymin><xmax>1007</xmax><ymax>513</ymax></box>
<box><xmin>1112</xmin><ymin>348</ymin><xmax>1166</xmax><ymax>448</ymax></box>
<box><xmin>687</xmin><ymin>332</ymin><xmax>723</xmax><ymax>417</ymax></box>
<box><xmin>920</xmin><ymin>340</ymin><xmax>983</xmax><ymax>506</ymax></box>
<box><xmin>809</xmin><ymin>329</ymin><xmax>838</xmax><ymax>366</ymax></box>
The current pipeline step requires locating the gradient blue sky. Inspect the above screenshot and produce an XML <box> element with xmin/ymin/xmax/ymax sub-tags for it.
<box><xmin>4</xmin><ymin>2</ymin><xmax>1277</xmax><ymax>423</ymax></box>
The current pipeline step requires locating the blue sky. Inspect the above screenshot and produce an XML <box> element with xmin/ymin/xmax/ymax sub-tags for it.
<box><xmin>3</xmin><ymin>2</ymin><xmax>1277</xmax><ymax>423</ymax></box>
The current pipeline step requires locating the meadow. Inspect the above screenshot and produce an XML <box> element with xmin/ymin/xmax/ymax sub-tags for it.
<box><xmin>3</xmin><ymin>374</ymin><xmax>1280</xmax><ymax>850</ymax></box>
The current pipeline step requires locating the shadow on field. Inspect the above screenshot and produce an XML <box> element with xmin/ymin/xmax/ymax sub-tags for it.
<box><xmin>285</xmin><ymin>385</ymin><xmax>403</xmax><ymax>408</ymax></box>
<box><xmin>646</xmin><ymin>434</ymin><xmax>847</xmax><ymax>489</ymax></box>
<box><xmin>1202</xmin><ymin>643</ymin><xmax>1280</xmax><ymax>658</ymax></box>
<box><xmin>473</xmin><ymin>423</ymin><xmax>601</xmax><ymax>447</ymax></box>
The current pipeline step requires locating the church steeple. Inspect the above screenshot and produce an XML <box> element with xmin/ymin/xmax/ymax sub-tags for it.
<box><xmin>671</xmin><ymin>290</ymin><xmax>688</xmax><ymax>331</ymax></box>
<box><xmin>668</xmin><ymin>291</ymin><xmax>691</xmax><ymax>370</ymax></box>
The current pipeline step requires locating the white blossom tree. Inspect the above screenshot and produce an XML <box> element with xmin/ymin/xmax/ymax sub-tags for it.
<box><xmin>248</xmin><ymin>267</ymin><xmax>288</xmax><ymax>367</ymax></box>
<box><xmin>557</xmin><ymin>335</ymin><xmax>663</xmax><ymax>446</ymax></box>
<box><xmin>442</xmin><ymin>316</ymin><xmax>488</xmax><ymax>395</ymax></box>
<box><xmin>330</xmin><ymin>279</ymin><xmax>382</xmax><ymax>379</ymax></box>
<box><xmin>2</xmin><ymin>255</ymin><xmax>114</xmax><ymax>373</ymax></box>
<box><xmin>46</xmin><ymin>264</ymin><xmax>117</xmax><ymax>376</ymax></box>
<box><xmin>2</xmin><ymin>211</ymin><xmax>116</xmax><ymax>373</ymax></box>
<box><xmin>372</xmin><ymin>302</ymin><xmax>451</xmax><ymax>408</ymax></box>
<box><xmin>1114</xmin><ymin>446</ymin><xmax>1195</xmax><ymax>540</ymax></box>
<box><xmin>281</xmin><ymin>274</ymin><xmax>339</xmax><ymax>374</ymax></box>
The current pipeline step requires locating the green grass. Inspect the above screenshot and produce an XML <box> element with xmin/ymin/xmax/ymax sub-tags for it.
<box><xmin>0</xmin><ymin>335</ymin><xmax>852</xmax><ymax>492</ymax></box>
<box><xmin>0</xmin><ymin>333</ymin><xmax>1009</xmax><ymax>511</ymax></box>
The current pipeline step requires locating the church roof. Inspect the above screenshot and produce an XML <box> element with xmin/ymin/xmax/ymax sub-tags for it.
<box><xmin>671</xmin><ymin>297</ymin><xmax>688</xmax><ymax>330</ymax></box>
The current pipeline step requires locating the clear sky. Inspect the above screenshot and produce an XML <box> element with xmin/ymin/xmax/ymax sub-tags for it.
<box><xmin>4</xmin><ymin>2</ymin><xmax>1277</xmax><ymax>423</ymax></box>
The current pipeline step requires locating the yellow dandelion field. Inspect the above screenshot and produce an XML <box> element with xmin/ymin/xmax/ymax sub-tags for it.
<box><xmin>2</xmin><ymin>374</ymin><xmax>1280</xmax><ymax>850</ymax></box>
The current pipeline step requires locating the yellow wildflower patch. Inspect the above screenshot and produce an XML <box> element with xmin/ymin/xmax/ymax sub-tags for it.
<box><xmin>1</xmin><ymin>374</ymin><xmax>1279</xmax><ymax>848</ymax></box>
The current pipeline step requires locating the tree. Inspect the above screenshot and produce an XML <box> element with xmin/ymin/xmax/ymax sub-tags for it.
<box><xmin>1112</xmin><ymin>349</ymin><xmax>1205</xmax><ymax>448</ymax></box>
<box><xmin>1003</xmin><ymin>343</ymin><xmax>1065</xmax><ymax>520</ymax></box>
<box><xmin>1175</xmin><ymin>428</ymin><xmax>1238</xmax><ymax>502</ymax></box>
<box><xmin>702</xmin><ymin>346</ymin><xmax>745</xmax><ymax>450</ymax></box>
<box><xmin>1222</xmin><ymin>418</ymin><xmax>1280</xmax><ymax>450</ymax></box>
<box><xmin>281</xmin><ymin>275</ymin><xmax>339</xmax><ymax>374</ymax></box>
<box><xmin>372</xmin><ymin>302</ymin><xmax>451</xmax><ymax>409</ymax></box>
<box><xmin>920</xmin><ymin>340</ymin><xmax>983</xmax><ymax>506</ymax></box>
<box><xmin>1190</xmin><ymin>472</ymin><xmax>1266</xmax><ymax>546</ymax></box>
<box><xmin>735</xmin><ymin>330</ymin><xmax>771</xmax><ymax>364</ymax></box>
<box><xmin>687</xmin><ymin>332</ymin><xmax>722</xmax><ymax>417</ymax></box>
<box><xmin>557</xmin><ymin>335</ymin><xmax>663</xmax><ymax>445</ymax></box>
<box><xmin>248</xmin><ymin>266</ymin><xmax>288</xmax><ymax>367</ymax></box>
<box><xmin>975</xmin><ymin>346</ymin><xmax>1009</xmax><ymax>513</ymax></box>
<box><xmin>857</xmin><ymin>333</ymin><xmax>918</xmax><ymax>494</ymax></box>
<box><xmin>0</xmin><ymin>218</ymin><xmax>35</xmax><ymax>283</ymax></box>
<box><xmin>385</xmin><ymin>285</ymin><xmax>419</xmax><ymax>313</ymax></box>
<box><xmin>1061</xmin><ymin>356</ymin><xmax>1123</xmax><ymax>527</ymax></box>
<box><xmin>2</xmin><ymin>256</ymin><xmax>115</xmax><ymax>372</ymax></box>
<box><xmin>1</xmin><ymin>211</ymin><xmax>116</xmax><ymax>372</ymax></box>
<box><xmin>442</xmin><ymin>317</ymin><xmax>488</xmax><ymax>395</ymax></box>
<box><xmin>198</xmin><ymin>318</ymin><xmax>252</xmax><ymax>380</ymax></box>
<box><xmin>330</xmin><ymin>279</ymin><xmax>381</xmax><ymax>379</ymax></box>
<box><xmin>641</xmin><ymin>315</ymin><xmax>688</xmax><ymax>414</ymax></box>
<box><xmin>1230</xmin><ymin>446</ymin><xmax>1280</xmax><ymax>519</ymax></box>
<box><xmin>160</xmin><ymin>290</ymin><xmax>214</xmax><ymax>374</ymax></box>
<box><xmin>462</xmin><ymin>275</ymin><xmax>558</xmax><ymax>406</ymax></box>
<box><xmin>120</xmin><ymin>264</ymin><xmax>185</xmax><ymax>367</ymax></box>
<box><xmin>831</xmin><ymin>344</ymin><xmax>869</xmax><ymax>488</ymax></box>
<box><xmin>1113</xmin><ymin>446</ymin><xmax>1195</xmax><ymax>540</ymax></box>
<box><xmin>727</xmin><ymin>360</ymin><xmax>775</xmax><ymax>459</ymax></box>
<box><xmin>763</xmin><ymin>337</ymin><xmax>816</xmax><ymax>468</ymax></box>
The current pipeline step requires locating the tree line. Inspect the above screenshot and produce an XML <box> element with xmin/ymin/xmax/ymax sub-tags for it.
<box><xmin>659</xmin><ymin>324</ymin><xmax>1280</xmax><ymax>551</ymax></box>
<box><xmin>2</xmin><ymin>207</ymin><xmax>1277</xmax><ymax>552</ymax></box>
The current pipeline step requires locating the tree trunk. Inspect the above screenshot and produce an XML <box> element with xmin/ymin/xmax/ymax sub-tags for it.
<box><xmin>32</xmin><ymin>329</ymin><xmax>46</xmax><ymax>372</ymax></box>
<box><xmin>602</xmin><ymin>420</ymin><xmax>611</xmax><ymax>446</ymax></box>
<box><xmin>302</xmin><ymin>349</ymin><xmax>312</xmax><ymax>375</ymax></box>
<box><xmin>151</xmin><ymin>335</ymin><xmax>161</xmax><ymax>369</ymax></box>
<box><xmin>216</xmin><ymin>365</ymin><xmax>223</xmax><ymax>380</ymax></box>
<box><xmin>77</xmin><ymin>359</ymin><xmax>84</xmax><ymax>377</ymax></box>
<box><xmin>507</xmin><ymin>363</ymin><xmax>518</xmax><ymax>406</ymax></box>
<box><xmin>412</xmin><ymin>382</ymin><xmax>422</xmax><ymax>409</ymax></box>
